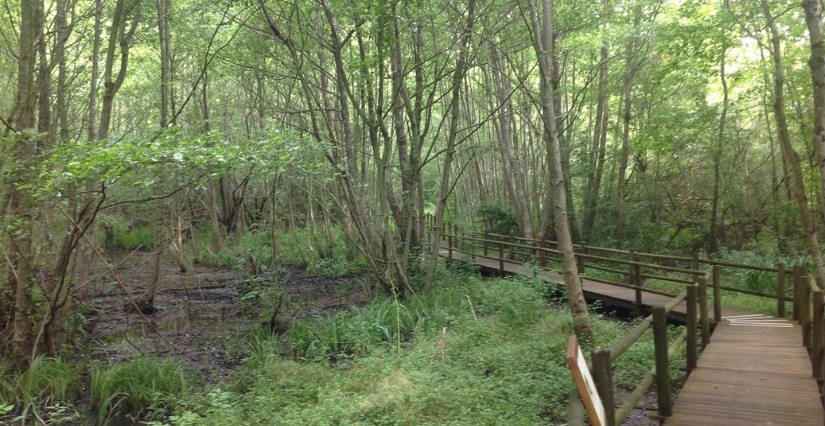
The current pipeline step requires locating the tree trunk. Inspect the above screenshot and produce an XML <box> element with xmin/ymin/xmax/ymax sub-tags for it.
<box><xmin>617</xmin><ymin>5</ymin><xmax>640</xmax><ymax>240</ymax></box>
<box><xmin>490</xmin><ymin>40</ymin><xmax>534</xmax><ymax>238</ymax></box>
<box><xmin>764</xmin><ymin>0</ymin><xmax>825</xmax><ymax>286</ymax></box>
<box><xmin>709</xmin><ymin>45</ymin><xmax>728</xmax><ymax>254</ymax></box>
<box><xmin>527</xmin><ymin>0</ymin><xmax>592</xmax><ymax>338</ymax></box>
<box><xmin>98</xmin><ymin>0</ymin><xmax>141</xmax><ymax>141</ymax></box>
<box><xmin>582</xmin><ymin>7</ymin><xmax>610</xmax><ymax>242</ymax></box>
<box><xmin>157</xmin><ymin>0</ymin><xmax>171</xmax><ymax>128</ymax></box>
<box><xmin>8</xmin><ymin>0</ymin><xmax>39</xmax><ymax>365</ymax></box>
<box><xmin>424</xmin><ymin>0</ymin><xmax>477</xmax><ymax>290</ymax></box>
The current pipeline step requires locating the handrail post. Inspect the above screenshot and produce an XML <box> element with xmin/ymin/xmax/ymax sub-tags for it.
<box><xmin>698</xmin><ymin>276</ymin><xmax>710</xmax><ymax>346</ymax></box>
<box><xmin>539</xmin><ymin>240</ymin><xmax>546</xmax><ymax>268</ymax></box>
<box><xmin>777</xmin><ymin>263</ymin><xmax>786</xmax><ymax>317</ymax></box>
<box><xmin>629</xmin><ymin>249</ymin><xmax>642</xmax><ymax>310</ymax></box>
<box><xmin>686</xmin><ymin>285</ymin><xmax>698</xmax><ymax>370</ymax></box>
<box><xmin>794</xmin><ymin>265</ymin><xmax>801</xmax><ymax>322</ymax></box>
<box><xmin>483</xmin><ymin>232</ymin><xmax>489</xmax><ymax>256</ymax></box>
<box><xmin>803</xmin><ymin>274</ymin><xmax>812</xmax><ymax>349</ymax></box>
<box><xmin>508</xmin><ymin>233</ymin><xmax>515</xmax><ymax>260</ymax></box>
<box><xmin>592</xmin><ymin>349</ymin><xmax>616</xmax><ymax>426</ymax></box>
<box><xmin>653</xmin><ymin>306</ymin><xmax>672</xmax><ymax>417</ymax></box>
<box><xmin>712</xmin><ymin>265</ymin><xmax>722</xmax><ymax>324</ymax></box>
<box><xmin>577</xmin><ymin>243</ymin><xmax>586</xmax><ymax>274</ymax></box>
<box><xmin>812</xmin><ymin>289</ymin><xmax>823</xmax><ymax>379</ymax></box>
<box><xmin>499</xmin><ymin>240</ymin><xmax>505</xmax><ymax>274</ymax></box>
<box><xmin>692</xmin><ymin>253</ymin><xmax>699</xmax><ymax>284</ymax></box>
<box><xmin>447</xmin><ymin>222</ymin><xmax>453</xmax><ymax>260</ymax></box>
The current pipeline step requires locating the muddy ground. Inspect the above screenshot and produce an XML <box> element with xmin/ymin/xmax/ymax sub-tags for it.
<box><xmin>84</xmin><ymin>251</ymin><xmax>371</xmax><ymax>378</ymax></box>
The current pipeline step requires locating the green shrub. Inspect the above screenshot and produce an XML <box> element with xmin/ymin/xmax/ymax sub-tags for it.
<box><xmin>474</xmin><ymin>200</ymin><xmax>519</xmax><ymax>236</ymax></box>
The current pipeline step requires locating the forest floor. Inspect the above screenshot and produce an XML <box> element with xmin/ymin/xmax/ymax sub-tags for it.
<box><xmin>79</xmin><ymin>251</ymin><xmax>669</xmax><ymax>426</ymax></box>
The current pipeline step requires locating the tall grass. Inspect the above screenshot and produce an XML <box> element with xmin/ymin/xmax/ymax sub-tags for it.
<box><xmin>139</xmin><ymin>267</ymin><xmax>687</xmax><ymax>426</ymax></box>
<box><xmin>0</xmin><ymin>357</ymin><xmax>80</xmax><ymax>425</ymax></box>
<box><xmin>91</xmin><ymin>357</ymin><xmax>191</xmax><ymax>423</ymax></box>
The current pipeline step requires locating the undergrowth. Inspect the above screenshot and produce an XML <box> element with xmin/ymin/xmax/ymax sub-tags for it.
<box><xmin>90</xmin><ymin>357</ymin><xmax>191</xmax><ymax>424</ymax></box>
<box><xmin>195</xmin><ymin>225</ymin><xmax>365</xmax><ymax>277</ymax></box>
<box><xmin>148</xmin><ymin>271</ymin><xmax>686</xmax><ymax>426</ymax></box>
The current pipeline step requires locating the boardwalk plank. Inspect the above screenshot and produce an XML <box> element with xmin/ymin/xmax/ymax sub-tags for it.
<box><xmin>665</xmin><ymin>321</ymin><xmax>823</xmax><ymax>426</ymax></box>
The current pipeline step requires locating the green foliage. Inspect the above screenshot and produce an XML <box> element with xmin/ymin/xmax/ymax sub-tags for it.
<box><xmin>17</xmin><ymin>357</ymin><xmax>79</xmax><ymax>406</ymax></box>
<box><xmin>90</xmin><ymin>357</ymin><xmax>191</xmax><ymax>423</ymax></box>
<box><xmin>0</xmin><ymin>357</ymin><xmax>81</xmax><ymax>425</ymax></box>
<box><xmin>112</xmin><ymin>225</ymin><xmax>156</xmax><ymax>250</ymax></box>
<box><xmin>474</xmin><ymin>200</ymin><xmax>519</xmax><ymax>236</ymax></box>
<box><xmin>197</xmin><ymin>226</ymin><xmax>364</xmax><ymax>277</ymax></box>
<box><xmin>0</xmin><ymin>356</ymin><xmax>80</xmax><ymax>405</ymax></box>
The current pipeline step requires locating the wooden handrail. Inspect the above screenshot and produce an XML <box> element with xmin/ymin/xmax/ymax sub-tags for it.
<box><xmin>442</xmin><ymin>220</ymin><xmax>793</xmax><ymax>304</ymax></box>
<box><xmin>581</xmin><ymin>289</ymin><xmax>696</xmax><ymax>426</ymax></box>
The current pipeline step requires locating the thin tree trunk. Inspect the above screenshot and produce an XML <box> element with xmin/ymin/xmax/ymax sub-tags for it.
<box><xmin>424</xmin><ymin>0</ymin><xmax>477</xmax><ymax>290</ymax></box>
<box><xmin>709</xmin><ymin>45</ymin><xmax>728</xmax><ymax>254</ymax></box>
<box><xmin>490</xmin><ymin>41</ymin><xmax>534</xmax><ymax>238</ymax></box>
<box><xmin>157</xmin><ymin>0</ymin><xmax>171</xmax><ymax>128</ymax></box>
<box><xmin>526</xmin><ymin>0</ymin><xmax>592</xmax><ymax>338</ymax></box>
<box><xmin>764</xmin><ymin>0</ymin><xmax>825</xmax><ymax>286</ymax></box>
<box><xmin>617</xmin><ymin>5</ymin><xmax>640</xmax><ymax>240</ymax></box>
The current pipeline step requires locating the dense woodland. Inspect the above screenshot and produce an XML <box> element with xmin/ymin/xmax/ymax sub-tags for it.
<box><xmin>2</xmin><ymin>0</ymin><xmax>825</xmax><ymax>422</ymax></box>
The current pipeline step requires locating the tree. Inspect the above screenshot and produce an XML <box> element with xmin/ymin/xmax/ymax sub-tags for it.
<box><xmin>524</xmin><ymin>0</ymin><xmax>592</xmax><ymax>338</ymax></box>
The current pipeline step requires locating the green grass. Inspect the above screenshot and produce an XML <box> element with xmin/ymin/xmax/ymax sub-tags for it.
<box><xmin>145</xmin><ymin>269</ymin><xmax>685</xmax><ymax>426</ymax></box>
<box><xmin>0</xmin><ymin>357</ymin><xmax>81</xmax><ymax>425</ymax></box>
<box><xmin>112</xmin><ymin>225</ymin><xmax>156</xmax><ymax>250</ymax></box>
<box><xmin>90</xmin><ymin>357</ymin><xmax>191</xmax><ymax>424</ymax></box>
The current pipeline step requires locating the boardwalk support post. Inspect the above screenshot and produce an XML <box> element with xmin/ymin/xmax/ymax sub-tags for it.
<box><xmin>508</xmin><ymin>233</ymin><xmax>515</xmax><ymax>260</ymax></box>
<box><xmin>778</xmin><ymin>263</ymin><xmax>786</xmax><ymax>317</ymax></box>
<box><xmin>653</xmin><ymin>306</ymin><xmax>672</xmax><ymax>417</ymax></box>
<box><xmin>698</xmin><ymin>276</ymin><xmax>710</xmax><ymax>346</ymax></box>
<box><xmin>686</xmin><ymin>284</ymin><xmax>698</xmax><ymax>371</ymax></box>
<box><xmin>592</xmin><ymin>349</ymin><xmax>616</xmax><ymax>426</ymax></box>
<box><xmin>712</xmin><ymin>265</ymin><xmax>722</xmax><ymax>324</ymax></box>
<box><xmin>812</xmin><ymin>288</ymin><xmax>823</xmax><ymax>379</ymax></box>
<box><xmin>483</xmin><ymin>232</ymin><xmax>489</xmax><ymax>256</ymax></box>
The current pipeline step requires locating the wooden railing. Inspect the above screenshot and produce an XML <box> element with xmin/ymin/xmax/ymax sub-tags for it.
<box><xmin>426</xmin><ymin>216</ymin><xmax>790</xmax><ymax>319</ymax></box>
<box><xmin>424</xmin><ymin>216</ymin><xmax>825</xmax><ymax>422</ymax></box>
<box><xmin>796</xmin><ymin>268</ymin><xmax>825</xmax><ymax>380</ymax></box>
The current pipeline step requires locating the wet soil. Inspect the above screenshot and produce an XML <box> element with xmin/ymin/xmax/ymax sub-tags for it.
<box><xmin>84</xmin><ymin>251</ymin><xmax>371</xmax><ymax>377</ymax></box>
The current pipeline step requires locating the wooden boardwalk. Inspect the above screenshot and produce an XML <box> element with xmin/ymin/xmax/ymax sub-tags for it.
<box><xmin>439</xmin><ymin>246</ymin><xmax>825</xmax><ymax>425</ymax></box>
<box><xmin>443</xmin><ymin>249</ymin><xmax>753</xmax><ymax>320</ymax></box>
<box><xmin>665</xmin><ymin>315</ymin><xmax>823</xmax><ymax>425</ymax></box>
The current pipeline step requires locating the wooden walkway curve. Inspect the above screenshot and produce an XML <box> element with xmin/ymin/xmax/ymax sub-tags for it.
<box><xmin>437</xmin><ymin>243</ymin><xmax>825</xmax><ymax>425</ymax></box>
